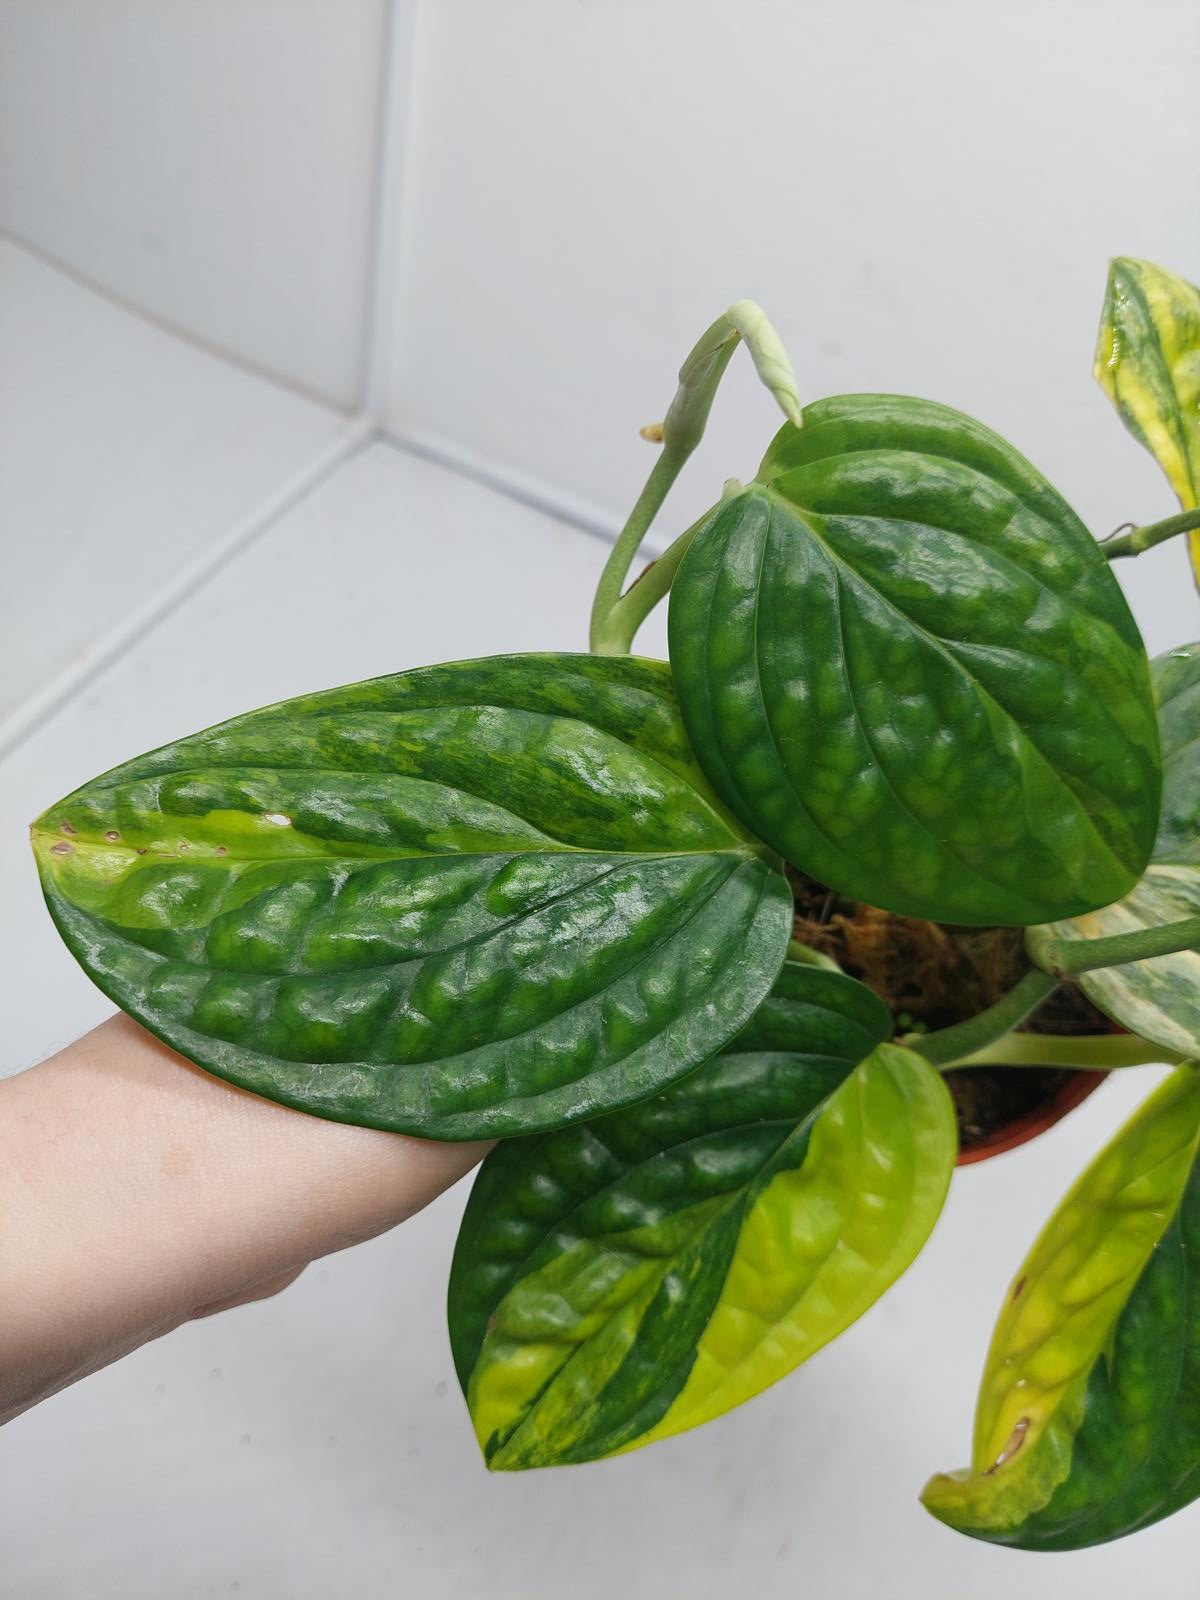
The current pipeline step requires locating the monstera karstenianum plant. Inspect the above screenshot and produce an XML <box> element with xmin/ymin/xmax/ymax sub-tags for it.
<box><xmin>31</xmin><ymin>263</ymin><xmax>1200</xmax><ymax>1550</ymax></box>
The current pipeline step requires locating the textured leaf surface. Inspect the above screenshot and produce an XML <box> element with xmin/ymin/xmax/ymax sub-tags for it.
<box><xmin>32</xmin><ymin>654</ymin><xmax>793</xmax><ymax>1139</ymax></box>
<box><xmin>668</xmin><ymin>393</ymin><xmax>1161</xmax><ymax>925</ymax></box>
<box><xmin>448</xmin><ymin>964</ymin><xmax>954</xmax><ymax>1469</ymax></box>
<box><xmin>1041</xmin><ymin>644</ymin><xmax>1200</xmax><ymax>1054</ymax></box>
<box><xmin>1095</xmin><ymin>256</ymin><xmax>1200</xmax><ymax>585</ymax></box>
<box><xmin>923</xmin><ymin>1066</ymin><xmax>1200</xmax><ymax>1550</ymax></box>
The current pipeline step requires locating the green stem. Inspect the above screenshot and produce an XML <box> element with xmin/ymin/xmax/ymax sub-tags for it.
<box><xmin>786</xmin><ymin>936</ymin><xmax>841</xmax><ymax>972</ymax></box>
<box><xmin>906</xmin><ymin>969</ymin><xmax>1058</xmax><ymax>1067</ymax></box>
<box><xmin>954</xmin><ymin>1030</ymin><xmax>1184</xmax><ymax>1070</ymax></box>
<box><xmin>594</xmin><ymin>496</ymin><xmax>732</xmax><ymax>655</ymax></box>
<box><xmin>589</xmin><ymin>447</ymin><xmax>692</xmax><ymax>653</ymax></box>
<box><xmin>1027</xmin><ymin>915</ymin><xmax>1200</xmax><ymax>977</ymax></box>
<box><xmin>588</xmin><ymin>302</ymin><xmax>801</xmax><ymax>655</ymax></box>
<box><xmin>1102</xmin><ymin>508</ymin><xmax>1200</xmax><ymax>560</ymax></box>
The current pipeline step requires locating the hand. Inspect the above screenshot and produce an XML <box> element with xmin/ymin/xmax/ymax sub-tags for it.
<box><xmin>0</xmin><ymin>1015</ymin><xmax>490</xmax><ymax>1423</ymax></box>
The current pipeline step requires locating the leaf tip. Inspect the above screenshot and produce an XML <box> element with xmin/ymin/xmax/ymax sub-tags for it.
<box><xmin>919</xmin><ymin>1467</ymin><xmax>973</xmax><ymax>1529</ymax></box>
<box><xmin>724</xmin><ymin>298</ymin><xmax>803</xmax><ymax>429</ymax></box>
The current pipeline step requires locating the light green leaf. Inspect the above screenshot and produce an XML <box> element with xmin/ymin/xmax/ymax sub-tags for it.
<box><xmin>923</xmin><ymin>1065</ymin><xmax>1200</xmax><ymax>1550</ymax></box>
<box><xmin>32</xmin><ymin>654</ymin><xmax>793</xmax><ymax>1139</ymax></box>
<box><xmin>448</xmin><ymin>964</ymin><xmax>954</xmax><ymax>1469</ymax></box>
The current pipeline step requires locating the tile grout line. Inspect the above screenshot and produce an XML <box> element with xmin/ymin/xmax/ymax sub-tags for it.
<box><xmin>360</xmin><ymin>0</ymin><xmax>420</xmax><ymax>417</ymax></box>
<box><xmin>358</xmin><ymin>8</ymin><xmax>659</xmax><ymax>562</ymax></box>
<box><xmin>1</xmin><ymin>408</ymin><xmax>645</xmax><ymax>768</ymax></box>
<box><xmin>358</xmin><ymin>14</ymin><xmax>644</xmax><ymax>556</ymax></box>
<box><xmin>0</xmin><ymin>229</ymin><xmax>355</xmax><ymax>417</ymax></box>
<box><xmin>0</xmin><ymin>415</ymin><xmax>377</xmax><ymax>764</ymax></box>
<box><xmin>376</xmin><ymin>420</ymin><xmax>652</xmax><ymax>552</ymax></box>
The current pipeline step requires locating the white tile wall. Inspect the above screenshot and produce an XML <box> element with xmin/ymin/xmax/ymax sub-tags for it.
<box><xmin>376</xmin><ymin>0</ymin><xmax>1200</xmax><ymax>659</ymax></box>
<box><xmin>0</xmin><ymin>0</ymin><xmax>389</xmax><ymax>406</ymax></box>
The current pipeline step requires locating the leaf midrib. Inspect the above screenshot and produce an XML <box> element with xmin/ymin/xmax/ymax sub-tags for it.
<box><xmin>33</xmin><ymin>826</ymin><xmax>763</xmax><ymax>869</ymax></box>
<box><xmin>46</xmin><ymin>852</ymin><xmax>772</xmax><ymax>1079</ymax></box>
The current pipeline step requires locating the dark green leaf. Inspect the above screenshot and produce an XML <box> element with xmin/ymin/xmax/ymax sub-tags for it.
<box><xmin>448</xmin><ymin>963</ymin><xmax>955</xmax><ymax>1468</ymax></box>
<box><xmin>1039</xmin><ymin>643</ymin><xmax>1200</xmax><ymax>1054</ymax></box>
<box><xmin>668</xmin><ymin>394</ymin><xmax>1161</xmax><ymax>925</ymax></box>
<box><xmin>32</xmin><ymin>654</ymin><xmax>793</xmax><ymax>1139</ymax></box>
<box><xmin>923</xmin><ymin>1065</ymin><xmax>1200</xmax><ymax>1550</ymax></box>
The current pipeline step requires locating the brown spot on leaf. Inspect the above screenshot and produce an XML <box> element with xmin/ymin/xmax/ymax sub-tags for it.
<box><xmin>50</xmin><ymin>840</ymin><xmax>73</xmax><ymax>855</ymax></box>
<box><xmin>1011</xmin><ymin>1275</ymin><xmax>1027</xmax><ymax>1302</ymax></box>
<box><xmin>985</xmin><ymin>1417</ymin><xmax>1030</xmax><ymax>1475</ymax></box>
<box><xmin>60</xmin><ymin>821</ymin><xmax>77</xmax><ymax>835</ymax></box>
<box><xmin>104</xmin><ymin>829</ymin><xmax>120</xmax><ymax>842</ymax></box>
<box><xmin>215</xmin><ymin>845</ymin><xmax>229</xmax><ymax>857</ymax></box>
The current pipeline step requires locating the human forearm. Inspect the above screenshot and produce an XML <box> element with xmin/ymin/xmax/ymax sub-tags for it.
<box><xmin>0</xmin><ymin>1015</ymin><xmax>489</xmax><ymax>1422</ymax></box>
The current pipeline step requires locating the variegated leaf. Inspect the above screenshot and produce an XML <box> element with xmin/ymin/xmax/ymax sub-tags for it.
<box><xmin>1095</xmin><ymin>256</ymin><xmax>1200</xmax><ymax>586</ymax></box>
<box><xmin>924</xmin><ymin>1066</ymin><xmax>1200</xmax><ymax>1549</ymax></box>
<box><xmin>448</xmin><ymin>965</ymin><xmax>954</xmax><ymax>1468</ymax></box>
<box><xmin>1038</xmin><ymin>643</ymin><xmax>1200</xmax><ymax>1054</ymax></box>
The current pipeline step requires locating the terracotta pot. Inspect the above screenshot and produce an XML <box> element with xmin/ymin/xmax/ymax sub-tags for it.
<box><xmin>954</xmin><ymin>1070</ymin><xmax>1107</xmax><ymax>1166</ymax></box>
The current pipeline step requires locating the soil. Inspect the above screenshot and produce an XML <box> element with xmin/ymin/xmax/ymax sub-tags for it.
<box><xmin>788</xmin><ymin>867</ymin><xmax>1113</xmax><ymax>1154</ymax></box>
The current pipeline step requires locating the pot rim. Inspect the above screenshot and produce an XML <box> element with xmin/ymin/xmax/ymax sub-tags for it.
<box><xmin>954</xmin><ymin>1069</ymin><xmax>1108</xmax><ymax>1167</ymax></box>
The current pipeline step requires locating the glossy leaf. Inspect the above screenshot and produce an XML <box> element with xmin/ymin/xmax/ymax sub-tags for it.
<box><xmin>1095</xmin><ymin>256</ymin><xmax>1200</xmax><ymax>585</ymax></box>
<box><xmin>923</xmin><ymin>1065</ymin><xmax>1200</xmax><ymax>1550</ymax></box>
<box><xmin>1039</xmin><ymin>643</ymin><xmax>1200</xmax><ymax>1055</ymax></box>
<box><xmin>668</xmin><ymin>394</ymin><xmax>1161</xmax><ymax>926</ymax></box>
<box><xmin>448</xmin><ymin>963</ymin><xmax>954</xmax><ymax>1469</ymax></box>
<box><xmin>32</xmin><ymin>654</ymin><xmax>794</xmax><ymax>1139</ymax></box>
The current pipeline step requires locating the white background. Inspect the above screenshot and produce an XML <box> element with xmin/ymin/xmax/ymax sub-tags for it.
<box><xmin>2</xmin><ymin>2</ymin><xmax>1199</xmax><ymax>1595</ymax></box>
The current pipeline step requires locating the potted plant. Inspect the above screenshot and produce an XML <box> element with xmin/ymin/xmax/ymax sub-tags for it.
<box><xmin>31</xmin><ymin>259</ymin><xmax>1200</xmax><ymax>1551</ymax></box>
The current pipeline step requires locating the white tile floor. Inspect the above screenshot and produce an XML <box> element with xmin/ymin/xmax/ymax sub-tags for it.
<box><xmin>0</xmin><ymin>239</ymin><xmax>362</xmax><ymax>750</ymax></box>
<box><xmin>1</xmin><ymin>256</ymin><xmax>1196</xmax><ymax>1600</ymax></box>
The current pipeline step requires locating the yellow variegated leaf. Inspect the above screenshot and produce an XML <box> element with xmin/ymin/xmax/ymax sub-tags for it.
<box><xmin>923</xmin><ymin>1067</ymin><xmax>1200</xmax><ymax>1549</ymax></box>
<box><xmin>1096</xmin><ymin>256</ymin><xmax>1200</xmax><ymax>586</ymax></box>
<box><xmin>448</xmin><ymin>963</ymin><xmax>955</xmax><ymax>1471</ymax></box>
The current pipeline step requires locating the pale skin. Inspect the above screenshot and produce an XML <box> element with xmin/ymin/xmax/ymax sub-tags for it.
<box><xmin>0</xmin><ymin>1014</ymin><xmax>491</xmax><ymax>1425</ymax></box>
